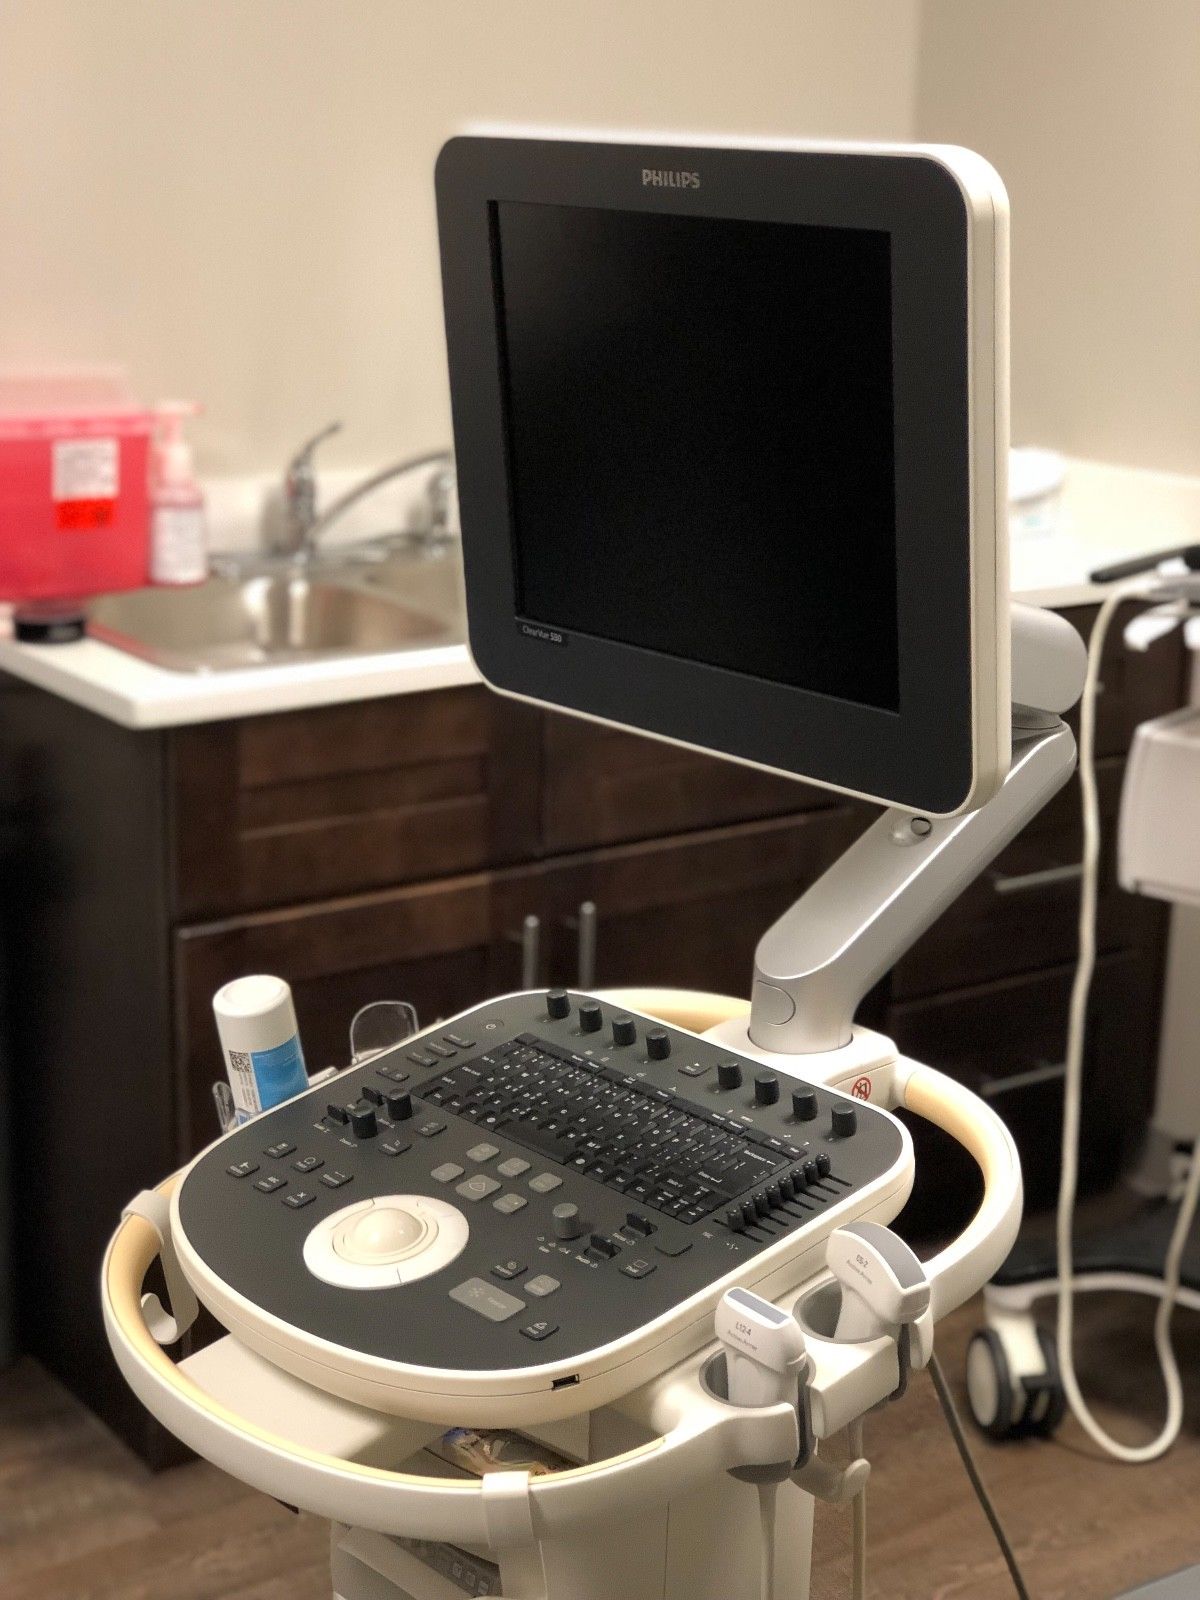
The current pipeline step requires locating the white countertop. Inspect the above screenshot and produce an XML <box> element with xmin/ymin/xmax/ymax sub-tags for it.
<box><xmin>1</xmin><ymin>456</ymin><xmax>1197</xmax><ymax>729</ymax></box>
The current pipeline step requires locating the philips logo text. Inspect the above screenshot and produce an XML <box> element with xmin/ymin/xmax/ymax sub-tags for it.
<box><xmin>642</xmin><ymin>169</ymin><xmax>700</xmax><ymax>190</ymax></box>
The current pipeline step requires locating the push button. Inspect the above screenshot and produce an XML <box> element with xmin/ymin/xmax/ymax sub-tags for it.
<box><xmin>283</xmin><ymin>1189</ymin><xmax>317</xmax><ymax>1209</ymax></box>
<box><xmin>493</xmin><ymin>1193</ymin><xmax>528</xmax><ymax>1214</ymax></box>
<box><xmin>525</xmin><ymin>1274</ymin><xmax>560</xmax><ymax>1297</ymax></box>
<box><xmin>265</xmin><ymin>1141</ymin><xmax>296</xmax><ymax>1159</ymax></box>
<box><xmin>416</xmin><ymin>1119</ymin><xmax>447</xmax><ymax>1138</ymax></box>
<box><xmin>443</xmin><ymin>1033</ymin><xmax>475</xmax><ymax>1050</ymax></box>
<box><xmin>497</xmin><ymin>1157</ymin><xmax>531</xmax><ymax>1178</ymax></box>
<box><xmin>380</xmin><ymin>1138</ymin><xmax>411</xmax><ymax>1157</ymax></box>
<box><xmin>520</xmin><ymin>1320</ymin><xmax>558</xmax><ymax>1341</ymax></box>
<box><xmin>456</xmin><ymin>1174</ymin><xmax>502</xmax><ymax>1203</ymax></box>
<box><xmin>407</xmin><ymin>1049</ymin><xmax>438</xmax><ymax>1068</ymax></box>
<box><xmin>294</xmin><ymin>1155</ymin><xmax>324</xmax><ymax>1174</ymax></box>
<box><xmin>449</xmin><ymin>1277</ymin><xmax>525</xmax><ymax>1322</ymax></box>
<box><xmin>319</xmin><ymin>1170</ymin><xmax>353</xmax><ymax>1189</ymax></box>
<box><xmin>432</xmin><ymin>1162</ymin><xmax>465</xmax><ymax>1184</ymax></box>
<box><xmin>492</xmin><ymin>1260</ymin><xmax>526</xmax><ymax>1280</ymax></box>
<box><xmin>528</xmin><ymin>1172</ymin><xmax>563</xmax><ymax>1194</ymax></box>
<box><xmin>227</xmin><ymin>1160</ymin><xmax>259</xmax><ymax>1179</ymax></box>
<box><xmin>253</xmin><ymin>1174</ymin><xmax>286</xmax><ymax>1193</ymax></box>
<box><xmin>377</xmin><ymin>1064</ymin><xmax>411</xmax><ymax>1084</ymax></box>
<box><xmin>467</xmin><ymin>1142</ymin><xmax>500</xmax><ymax>1163</ymax></box>
<box><xmin>621</xmin><ymin>1257</ymin><xmax>657</xmax><ymax>1279</ymax></box>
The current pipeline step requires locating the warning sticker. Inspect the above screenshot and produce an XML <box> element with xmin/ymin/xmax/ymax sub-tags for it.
<box><xmin>52</xmin><ymin>437</ymin><xmax>119</xmax><ymax>500</ymax></box>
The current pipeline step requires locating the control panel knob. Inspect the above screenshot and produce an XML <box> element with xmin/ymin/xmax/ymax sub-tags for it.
<box><xmin>578</xmin><ymin>1002</ymin><xmax>603</xmax><ymax>1034</ymax></box>
<box><xmin>546</xmin><ymin>988</ymin><xmax>571</xmax><ymax>1020</ymax></box>
<box><xmin>831</xmin><ymin>1104</ymin><xmax>858</xmax><ymax>1139</ymax></box>
<box><xmin>350</xmin><ymin>1104</ymin><xmax>378</xmax><ymax>1139</ymax></box>
<box><xmin>612</xmin><ymin>1014</ymin><xmax>637</xmax><ymax>1047</ymax></box>
<box><xmin>791</xmin><ymin>1088</ymin><xmax>818</xmax><ymax>1121</ymax></box>
<box><xmin>552</xmin><ymin>1202</ymin><xmax>584</xmax><ymax>1240</ymax></box>
<box><xmin>754</xmin><ymin>1072</ymin><xmax>780</xmax><ymax>1106</ymax></box>
<box><xmin>717</xmin><ymin>1060</ymin><xmax>743</xmax><ymax>1091</ymax></box>
<box><xmin>386</xmin><ymin>1091</ymin><xmax>413</xmax><ymax>1122</ymax></box>
<box><xmin>645</xmin><ymin>1028</ymin><xmax>671</xmax><ymax>1060</ymax></box>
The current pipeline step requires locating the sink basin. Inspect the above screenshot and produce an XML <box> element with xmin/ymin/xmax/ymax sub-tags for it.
<box><xmin>88</xmin><ymin>564</ymin><xmax>463</xmax><ymax>673</ymax></box>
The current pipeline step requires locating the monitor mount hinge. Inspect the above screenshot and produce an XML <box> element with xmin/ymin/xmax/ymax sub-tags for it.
<box><xmin>749</xmin><ymin>605</ymin><xmax>1086</xmax><ymax>1057</ymax></box>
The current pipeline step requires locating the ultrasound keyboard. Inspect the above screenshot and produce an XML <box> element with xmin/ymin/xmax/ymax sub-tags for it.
<box><xmin>172</xmin><ymin>991</ymin><xmax>911</xmax><ymax>1421</ymax></box>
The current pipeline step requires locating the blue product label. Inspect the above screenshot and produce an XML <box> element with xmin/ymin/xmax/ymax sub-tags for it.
<box><xmin>249</xmin><ymin>1034</ymin><xmax>309</xmax><ymax>1109</ymax></box>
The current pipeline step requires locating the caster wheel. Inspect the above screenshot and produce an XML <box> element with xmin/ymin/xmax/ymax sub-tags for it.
<box><xmin>1021</xmin><ymin>1326</ymin><xmax>1067</xmax><ymax>1439</ymax></box>
<box><xmin>966</xmin><ymin>1328</ymin><xmax>1018</xmax><ymax>1439</ymax></box>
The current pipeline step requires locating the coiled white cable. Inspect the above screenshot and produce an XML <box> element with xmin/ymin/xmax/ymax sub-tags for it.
<box><xmin>1055</xmin><ymin>575</ymin><xmax>1200</xmax><ymax>1462</ymax></box>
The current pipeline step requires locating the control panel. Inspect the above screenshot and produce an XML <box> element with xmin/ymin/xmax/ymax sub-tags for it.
<box><xmin>173</xmin><ymin>992</ymin><xmax>908</xmax><ymax>1400</ymax></box>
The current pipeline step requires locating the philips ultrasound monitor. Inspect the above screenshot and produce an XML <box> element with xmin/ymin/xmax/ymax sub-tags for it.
<box><xmin>436</xmin><ymin>133</ymin><xmax>1010</xmax><ymax>816</ymax></box>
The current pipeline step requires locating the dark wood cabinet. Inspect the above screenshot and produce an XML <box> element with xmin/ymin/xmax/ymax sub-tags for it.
<box><xmin>0</xmin><ymin>596</ymin><xmax>1187</xmax><ymax>1461</ymax></box>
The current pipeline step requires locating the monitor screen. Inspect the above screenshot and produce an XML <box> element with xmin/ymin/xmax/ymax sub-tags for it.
<box><xmin>494</xmin><ymin>201</ymin><xmax>899</xmax><ymax>712</ymax></box>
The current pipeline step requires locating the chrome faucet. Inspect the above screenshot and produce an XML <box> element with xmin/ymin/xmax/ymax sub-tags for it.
<box><xmin>276</xmin><ymin>421</ymin><xmax>454</xmax><ymax>559</ymax></box>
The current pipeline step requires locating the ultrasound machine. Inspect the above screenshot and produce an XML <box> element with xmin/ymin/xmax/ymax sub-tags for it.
<box><xmin>102</xmin><ymin>131</ymin><xmax>1088</xmax><ymax>1600</ymax></box>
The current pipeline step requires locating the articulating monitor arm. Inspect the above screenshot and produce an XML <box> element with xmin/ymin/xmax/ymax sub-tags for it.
<box><xmin>750</xmin><ymin>605</ymin><xmax>1087</xmax><ymax>1056</ymax></box>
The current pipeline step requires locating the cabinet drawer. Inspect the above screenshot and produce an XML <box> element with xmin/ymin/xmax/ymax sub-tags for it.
<box><xmin>891</xmin><ymin>757</ymin><xmax>1164</xmax><ymax>1000</ymax></box>
<box><xmin>541</xmin><ymin>710</ymin><xmax>831</xmax><ymax>853</ymax></box>
<box><xmin>886</xmin><ymin>949</ymin><xmax>1161</xmax><ymax>1237</ymax></box>
<box><xmin>1060</xmin><ymin>602</ymin><xmax>1186</xmax><ymax>758</ymax></box>
<box><xmin>538</xmin><ymin>807</ymin><xmax>867</xmax><ymax>999</ymax></box>
<box><xmin>170</xmin><ymin>687</ymin><xmax>542</xmax><ymax>918</ymax></box>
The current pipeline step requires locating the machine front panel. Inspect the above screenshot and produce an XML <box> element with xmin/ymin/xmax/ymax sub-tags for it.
<box><xmin>176</xmin><ymin>993</ymin><xmax>906</xmax><ymax>1375</ymax></box>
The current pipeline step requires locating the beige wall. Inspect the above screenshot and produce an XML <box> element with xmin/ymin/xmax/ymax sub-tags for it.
<box><xmin>0</xmin><ymin>0</ymin><xmax>920</xmax><ymax>478</ymax></box>
<box><xmin>917</xmin><ymin>0</ymin><xmax>1200</xmax><ymax>475</ymax></box>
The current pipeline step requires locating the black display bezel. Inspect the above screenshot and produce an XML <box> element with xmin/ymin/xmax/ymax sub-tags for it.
<box><xmin>436</xmin><ymin>136</ymin><xmax>980</xmax><ymax>813</ymax></box>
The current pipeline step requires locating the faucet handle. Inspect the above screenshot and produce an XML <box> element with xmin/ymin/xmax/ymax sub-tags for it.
<box><xmin>283</xmin><ymin>421</ymin><xmax>343</xmax><ymax>549</ymax></box>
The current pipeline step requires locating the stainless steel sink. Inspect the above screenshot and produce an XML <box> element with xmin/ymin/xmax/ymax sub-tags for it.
<box><xmin>88</xmin><ymin>556</ymin><xmax>465</xmax><ymax>673</ymax></box>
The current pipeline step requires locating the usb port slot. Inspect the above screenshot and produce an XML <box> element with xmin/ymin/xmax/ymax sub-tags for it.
<box><xmin>551</xmin><ymin>1374</ymin><xmax>580</xmax><ymax>1391</ymax></box>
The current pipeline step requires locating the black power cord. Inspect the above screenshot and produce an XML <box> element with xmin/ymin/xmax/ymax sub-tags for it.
<box><xmin>927</xmin><ymin>1352</ymin><xmax>1034</xmax><ymax>1600</ymax></box>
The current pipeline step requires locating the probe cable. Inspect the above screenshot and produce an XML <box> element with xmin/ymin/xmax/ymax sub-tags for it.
<box><xmin>757</xmin><ymin>1481</ymin><xmax>778</xmax><ymax>1600</ymax></box>
<box><xmin>927</xmin><ymin>1351</ymin><xmax>1033</xmax><ymax>1600</ymax></box>
<box><xmin>1055</xmin><ymin>576</ymin><xmax>1200</xmax><ymax>1462</ymax></box>
<box><xmin>848</xmin><ymin>1418</ymin><xmax>866</xmax><ymax>1600</ymax></box>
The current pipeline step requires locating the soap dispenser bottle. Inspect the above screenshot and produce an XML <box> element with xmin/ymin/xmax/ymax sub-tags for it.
<box><xmin>149</xmin><ymin>401</ymin><xmax>207</xmax><ymax>585</ymax></box>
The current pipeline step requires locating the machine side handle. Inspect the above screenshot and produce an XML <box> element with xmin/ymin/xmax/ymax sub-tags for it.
<box><xmin>894</xmin><ymin>1057</ymin><xmax>1024</xmax><ymax>1321</ymax></box>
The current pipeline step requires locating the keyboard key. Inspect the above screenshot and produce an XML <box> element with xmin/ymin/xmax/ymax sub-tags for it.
<box><xmin>416</xmin><ymin>1119</ymin><xmax>447</xmax><ymax>1138</ymax></box>
<box><xmin>528</xmin><ymin>1172</ymin><xmax>563</xmax><ymax>1194</ymax></box>
<box><xmin>493</xmin><ymin>1192</ymin><xmax>528</xmax><ymax>1214</ymax></box>
<box><xmin>467</xmin><ymin>1142</ymin><xmax>500</xmax><ymax>1163</ymax></box>
<box><xmin>432</xmin><ymin>1162</ymin><xmax>465</xmax><ymax>1183</ymax></box>
<box><xmin>497</xmin><ymin>1156</ymin><xmax>531</xmax><ymax>1178</ymax></box>
<box><xmin>407</xmin><ymin>1049</ymin><xmax>438</xmax><ymax>1068</ymax></box>
<box><xmin>443</xmin><ymin>1033</ymin><xmax>475</xmax><ymax>1049</ymax></box>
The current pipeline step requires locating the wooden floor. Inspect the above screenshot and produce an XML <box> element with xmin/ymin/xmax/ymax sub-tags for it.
<box><xmin>3</xmin><ymin>1291</ymin><xmax>1200</xmax><ymax>1600</ymax></box>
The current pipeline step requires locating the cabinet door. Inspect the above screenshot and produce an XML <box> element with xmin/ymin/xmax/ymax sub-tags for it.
<box><xmin>891</xmin><ymin>756</ymin><xmax>1163</xmax><ymax>1000</ymax></box>
<box><xmin>885</xmin><ymin>947</ymin><xmax>1162</xmax><ymax>1237</ymax></box>
<box><xmin>1060</xmin><ymin>602</ymin><xmax>1187</xmax><ymax>758</ymax></box>
<box><xmin>538</xmin><ymin>808</ymin><xmax>869</xmax><ymax>1001</ymax></box>
<box><xmin>173</xmin><ymin>868</ymin><xmax>542</xmax><ymax>1158</ymax></box>
<box><xmin>540</xmin><ymin>708</ymin><xmax>832</xmax><ymax>854</ymax></box>
<box><xmin>170</xmin><ymin>686</ymin><xmax>542</xmax><ymax>919</ymax></box>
